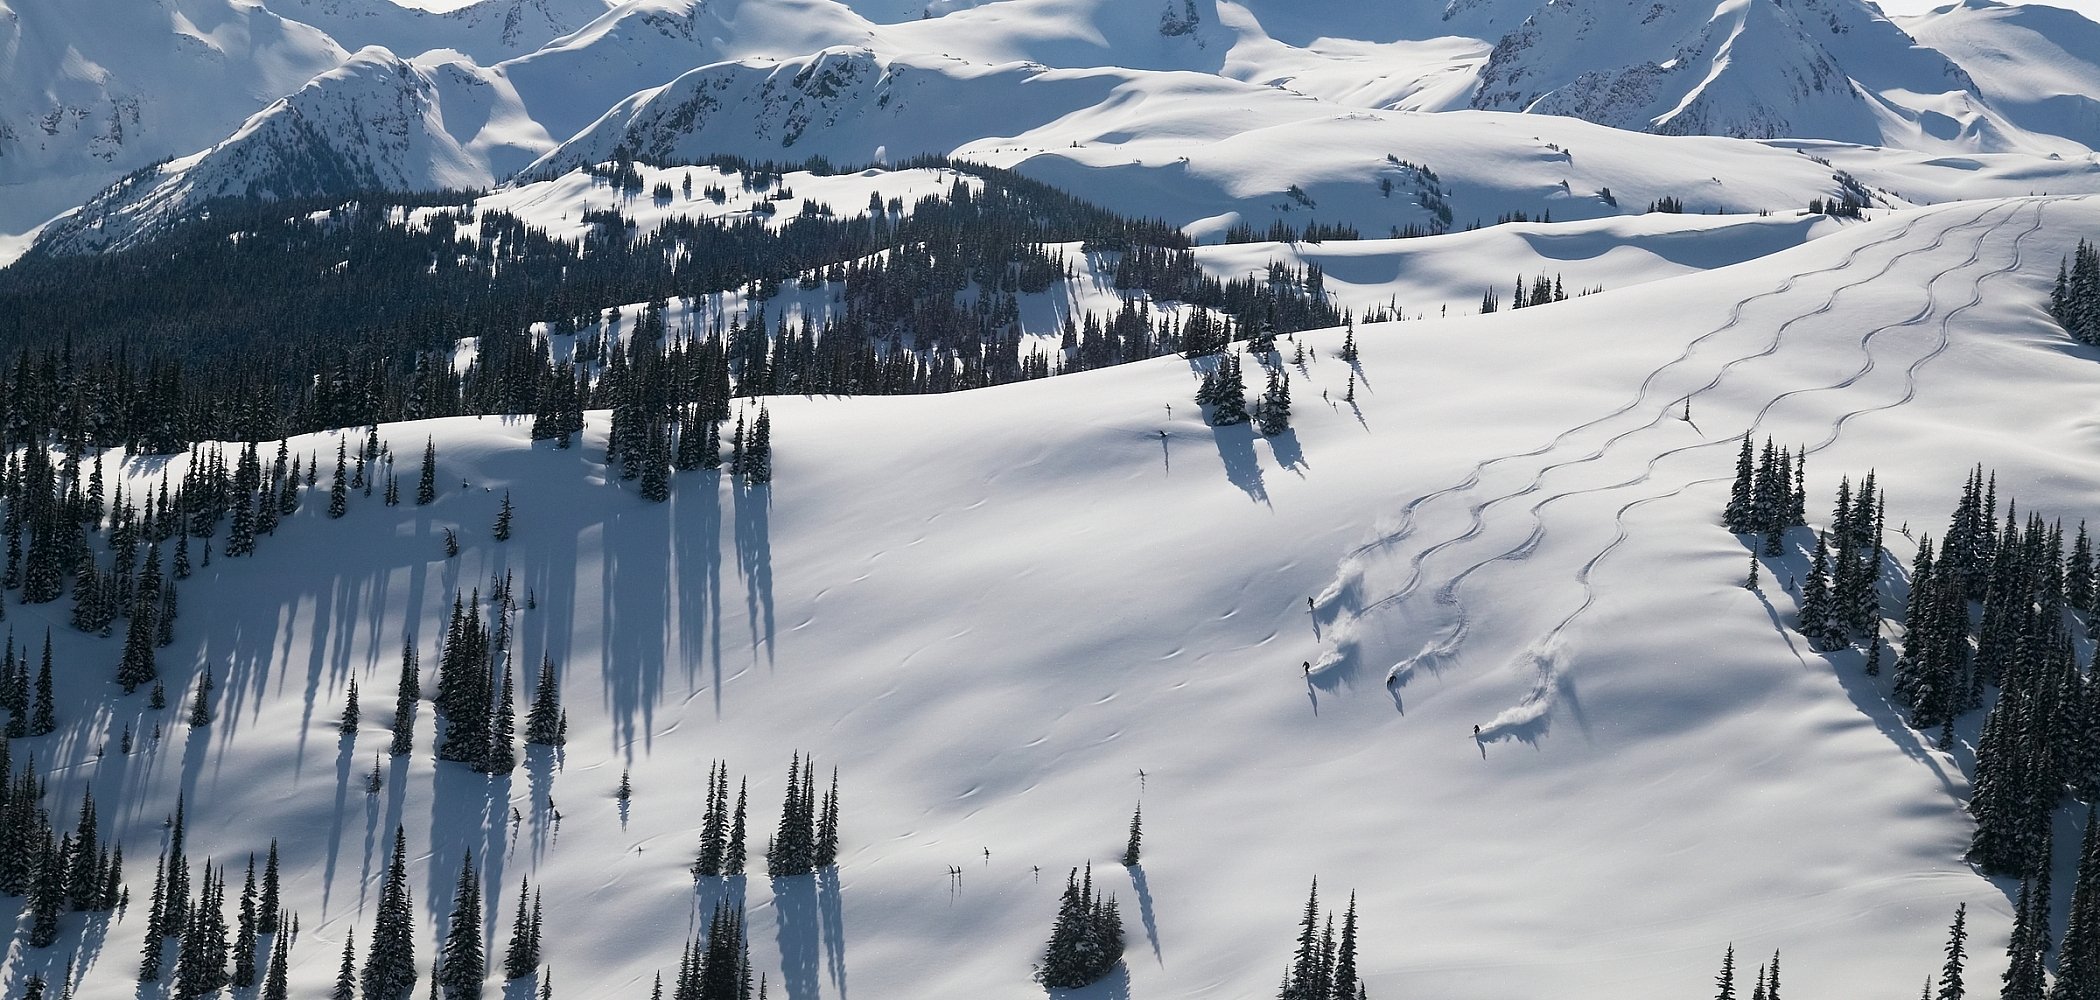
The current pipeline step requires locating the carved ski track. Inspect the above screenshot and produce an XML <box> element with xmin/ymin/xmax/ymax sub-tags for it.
<box><xmin>1430</xmin><ymin>199</ymin><xmax>2014</xmax><ymax>606</ymax></box>
<box><xmin>1487</xmin><ymin>200</ymin><xmax>2049</xmax><ymax>735</ymax></box>
<box><xmin>1330</xmin><ymin>209</ymin><xmax>1940</xmax><ymax>573</ymax></box>
<box><xmin>1356</xmin><ymin>201</ymin><xmax>2006</xmax><ymax>620</ymax></box>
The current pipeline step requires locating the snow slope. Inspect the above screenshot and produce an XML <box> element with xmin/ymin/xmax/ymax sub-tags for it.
<box><xmin>6</xmin><ymin>193</ymin><xmax>2100</xmax><ymax>999</ymax></box>
<box><xmin>1899</xmin><ymin>0</ymin><xmax>2100</xmax><ymax>153</ymax></box>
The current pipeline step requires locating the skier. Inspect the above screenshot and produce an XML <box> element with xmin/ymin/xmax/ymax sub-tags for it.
<box><xmin>1473</xmin><ymin>724</ymin><xmax>1481</xmax><ymax>739</ymax></box>
<box><xmin>1307</xmin><ymin>596</ymin><xmax>1315</xmax><ymax>615</ymax></box>
<box><xmin>1302</xmin><ymin>660</ymin><xmax>1311</xmax><ymax>676</ymax></box>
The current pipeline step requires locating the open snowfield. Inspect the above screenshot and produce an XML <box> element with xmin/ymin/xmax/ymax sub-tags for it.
<box><xmin>6</xmin><ymin>194</ymin><xmax>2100</xmax><ymax>997</ymax></box>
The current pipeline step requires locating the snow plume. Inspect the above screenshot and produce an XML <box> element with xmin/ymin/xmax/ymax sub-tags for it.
<box><xmin>1481</xmin><ymin>641</ymin><xmax>1564</xmax><ymax>742</ymax></box>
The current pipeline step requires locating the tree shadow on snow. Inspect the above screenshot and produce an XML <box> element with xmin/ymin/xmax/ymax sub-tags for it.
<box><xmin>1264</xmin><ymin>428</ymin><xmax>1307</xmax><ymax>475</ymax></box>
<box><xmin>1125</xmin><ymin>865</ymin><xmax>1162</xmax><ymax>965</ymax></box>
<box><xmin>772</xmin><ymin>873</ymin><xmax>821</xmax><ymax>1000</ymax></box>
<box><xmin>818</xmin><ymin>866</ymin><xmax>848</xmax><ymax>997</ymax></box>
<box><xmin>670</xmin><ymin>470</ymin><xmax>726</xmax><ymax>721</ymax></box>
<box><xmin>1208</xmin><ymin>422</ymin><xmax>1268</xmax><ymax>506</ymax></box>
<box><xmin>734</xmin><ymin>483</ymin><xmax>776</xmax><ymax>670</ymax></box>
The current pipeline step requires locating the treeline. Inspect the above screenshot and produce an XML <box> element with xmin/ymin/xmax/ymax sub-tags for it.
<box><xmin>0</xmin><ymin>156</ymin><xmax>1337</xmax><ymax>451</ymax></box>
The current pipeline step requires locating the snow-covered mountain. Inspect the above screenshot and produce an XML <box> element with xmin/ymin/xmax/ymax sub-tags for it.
<box><xmin>9</xmin><ymin>0</ymin><xmax>2100</xmax><ymax>251</ymax></box>
<box><xmin>266</xmin><ymin>0</ymin><xmax>613</xmax><ymax>66</ymax></box>
<box><xmin>0</xmin><ymin>0</ymin><xmax>346</xmax><ymax>235</ymax></box>
<box><xmin>1898</xmin><ymin>0</ymin><xmax>2100</xmax><ymax>152</ymax></box>
<box><xmin>1463</xmin><ymin>0</ymin><xmax>2069</xmax><ymax>152</ymax></box>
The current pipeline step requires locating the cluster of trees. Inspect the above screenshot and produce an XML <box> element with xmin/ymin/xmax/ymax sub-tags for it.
<box><xmin>2051</xmin><ymin>239</ymin><xmax>2100</xmax><ymax>346</ymax></box>
<box><xmin>337</xmin><ymin>827</ymin><xmax>548</xmax><ymax>1000</ymax></box>
<box><xmin>1</xmin><ymin>632</ymin><xmax>57</xmax><ymax>738</ymax></box>
<box><xmin>425</xmin><ymin>584</ymin><xmax>564</xmax><ymax>774</ymax></box>
<box><xmin>1794</xmin><ymin>471</ymin><xmax>1887</xmax><ymax>655</ymax></box>
<box><xmin>3</xmin><ymin>746</ymin><xmax>123</xmax><ymax>950</ymax></box>
<box><xmin>1807</xmin><ymin>196</ymin><xmax>1866</xmax><ymax>219</ymax></box>
<box><xmin>1732</xmin><ymin>449</ymin><xmax>2100</xmax><ymax>997</ymax></box>
<box><xmin>1039</xmin><ymin>863</ymin><xmax>1125</xmax><ymax>989</ymax></box>
<box><xmin>1194</xmin><ymin>347</ymin><xmax>1293</xmax><ymax>435</ymax></box>
<box><xmin>1705</xmin><ymin>945</ymin><xmax>1782</xmax><ymax>1000</ymax></box>
<box><xmin>766</xmin><ymin>752</ymin><xmax>841</xmax><ymax>878</ymax></box>
<box><xmin>1724</xmin><ymin>435</ymin><xmax>1809</xmax><ymax>553</ymax></box>
<box><xmin>0</xmin><ymin>156</ymin><xmax>1341</xmax><ymax>451</ymax></box>
<box><xmin>137</xmin><ymin>802</ymin><xmax>289</xmax><ymax>998</ymax></box>
<box><xmin>657</xmin><ymin>899</ymin><xmax>759</xmax><ymax>1000</ymax></box>
<box><xmin>1222</xmin><ymin>220</ymin><xmax>1363</xmax><ymax>245</ymax></box>
<box><xmin>4</xmin><ymin>425</ymin><xmax>416</xmax><ymax>701</ymax></box>
<box><xmin>1277</xmin><ymin>880</ymin><xmax>1366</xmax><ymax>1000</ymax></box>
<box><xmin>569</xmin><ymin>315</ymin><xmax>775</xmax><ymax>497</ymax></box>
<box><xmin>690</xmin><ymin>761</ymin><xmax>749</xmax><ymax>879</ymax></box>
<box><xmin>1477</xmin><ymin>273</ymin><xmax>1575</xmax><ymax>314</ymax></box>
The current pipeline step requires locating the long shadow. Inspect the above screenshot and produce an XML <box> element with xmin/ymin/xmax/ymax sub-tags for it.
<box><xmin>1209</xmin><ymin>421</ymin><xmax>1268</xmax><ymax>506</ymax></box>
<box><xmin>734</xmin><ymin>484</ymin><xmax>775</xmax><ymax>669</ymax></box>
<box><xmin>671</xmin><ymin>469</ymin><xmax>726</xmax><ymax>719</ymax></box>
<box><xmin>320</xmin><ymin>730</ymin><xmax>356</xmax><ymax>915</ymax></box>
<box><xmin>817</xmin><ymin>866</ymin><xmax>848</xmax><ymax>998</ymax></box>
<box><xmin>771</xmin><ymin>874</ymin><xmax>820</xmax><ymax>1000</ymax></box>
<box><xmin>598</xmin><ymin>497</ymin><xmax>672</xmax><ymax>754</ymax></box>
<box><xmin>426</xmin><ymin>763</ymin><xmax>510</xmax><ymax>940</ymax></box>
<box><xmin>1265</xmin><ymin>428</ymin><xmax>1307</xmax><ymax>475</ymax></box>
<box><xmin>523</xmin><ymin>747</ymin><xmax>559</xmax><ymax>863</ymax></box>
<box><xmin>1126</xmin><ymin>864</ymin><xmax>1161</xmax><ymax>965</ymax></box>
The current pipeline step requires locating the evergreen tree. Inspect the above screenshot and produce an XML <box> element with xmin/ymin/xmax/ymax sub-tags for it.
<box><xmin>485</xmin><ymin>664</ymin><xmax>516</xmax><ymax>775</ymax></box>
<box><xmin>262</xmin><ymin>929</ymin><xmax>290</xmax><ymax>1000</ymax></box>
<box><xmin>726</xmin><ymin>778</ymin><xmax>748</xmax><ymax>876</ymax></box>
<box><xmin>392</xmin><ymin>638</ymin><xmax>420</xmax><ymax>757</ymax></box>
<box><xmin>419</xmin><ymin>439</ymin><xmax>438</xmax><ymax>506</ymax></box>
<box><xmin>1256</xmin><ymin>367</ymin><xmax>1291</xmax><ymax>436</ymax></box>
<box><xmin>2005</xmin><ymin>878</ymin><xmax>2046</xmax><ymax>1000</ymax></box>
<box><xmin>695</xmin><ymin>762</ymin><xmax>726</xmax><ymax>878</ymax></box>
<box><xmin>1209</xmin><ymin>355</ymin><xmax>1249</xmax><ymax>426</ymax></box>
<box><xmin>815</xmin><ymin>767</ymin><xmax>840</xmax><ymax>868</ymax></box>
<box><xmin>494</xmin><ymin>492</ymin><xmax>514</xmax><ymax>541</ymax></box>
<box><xmin>745</xmin><ymin>407</ymin><xmax>773</xmax><ymax>485</ymax></box>
<box><xmin>1938</xmin><ymin>903</ymin><xmax>1966</xmax><ymax>1000</ymax></box>
<box><xmin>769</xmin><ymin>753</ymin><xmax>809</xmax><ymax>876</ymax></box>
<box><xmin>504</xmin><ymin>877</ymin><xmax>538</xmax><ymax>980</ymax></box>
<box><xmin>441</xmin><ymin>852</ymin><xmax>485</xmax><ymax>1000</ymax></box>
<box><xmin>2055</xmin><ymin>808</ymin><xmax>2100</xmax><ymax>1000</ymax></box>
<box><xmin>26</xmin><ymin>831</ymin><xmax>63</xmax><ymax>948</ymax></box>
<box><xmin>1799</xmin><ymin>533</ymin><xmax>1833</xmax><ymax>648</ymax></box>
<box><xmin>234</xmin><ymin>856</ymin><xmax>260</xmax><ymax>988</ymax></box>
<box><xmin>189</xmin><ymin>673</ymin><xmax>213</xmax><ymax>727</ymax></box>
<box><xmin>341</xmin><ymin>677</ymin><xmax>361</xmax><ymax>734</ymax></box>
<box><xmin>1123</xmin><ymin>802</ymin><xmax>1143</xmax><ymax>867</ymax></box>
<box><xmin>525</xmin><ymin>655</ymin><xmax>565</xmax><ymax>747</ymax></box>
<box><xmin>330</xmin><ymin>440</ymin><xmax>349</xmax><ymax>519</ymax></box>
<box><xmin>335</xmin><ymin>929</ymin><xmax>359</xmax><ymax>1000</ymax></box>
<box><xmin>362</xmin><ymin>826</ymin><xmax>418</xmax><ymax>1000</ymax></box>
<box><xmin>1713</xmin><ymin>945</ymin><xmax>1736</xmax><ymax>1000</ymax></box>
<box><xmin>1041</xmin><ymin>864</ymin><xmax>1124</xmax><ymax>989</ymax></box>
<box><xmin>259</xmin><ymin>839</ymin><xmax>282</xmax><ymax>934</ymax></box>
<box><xmin>30</xmin><ymin>630</ymin><xmax>54</xmax><ymax>736</ymax></box>
<box><xmin>139</xmin><ymin>852</ymin><xmax>168</xmax><ymax>981</ymax></box>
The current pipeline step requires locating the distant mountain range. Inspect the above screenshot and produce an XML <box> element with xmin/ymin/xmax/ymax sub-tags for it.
<box><xmin>7</xmin><ymin>0</ymin><xmax>2099</xmax><ymax>252</ymax></box>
